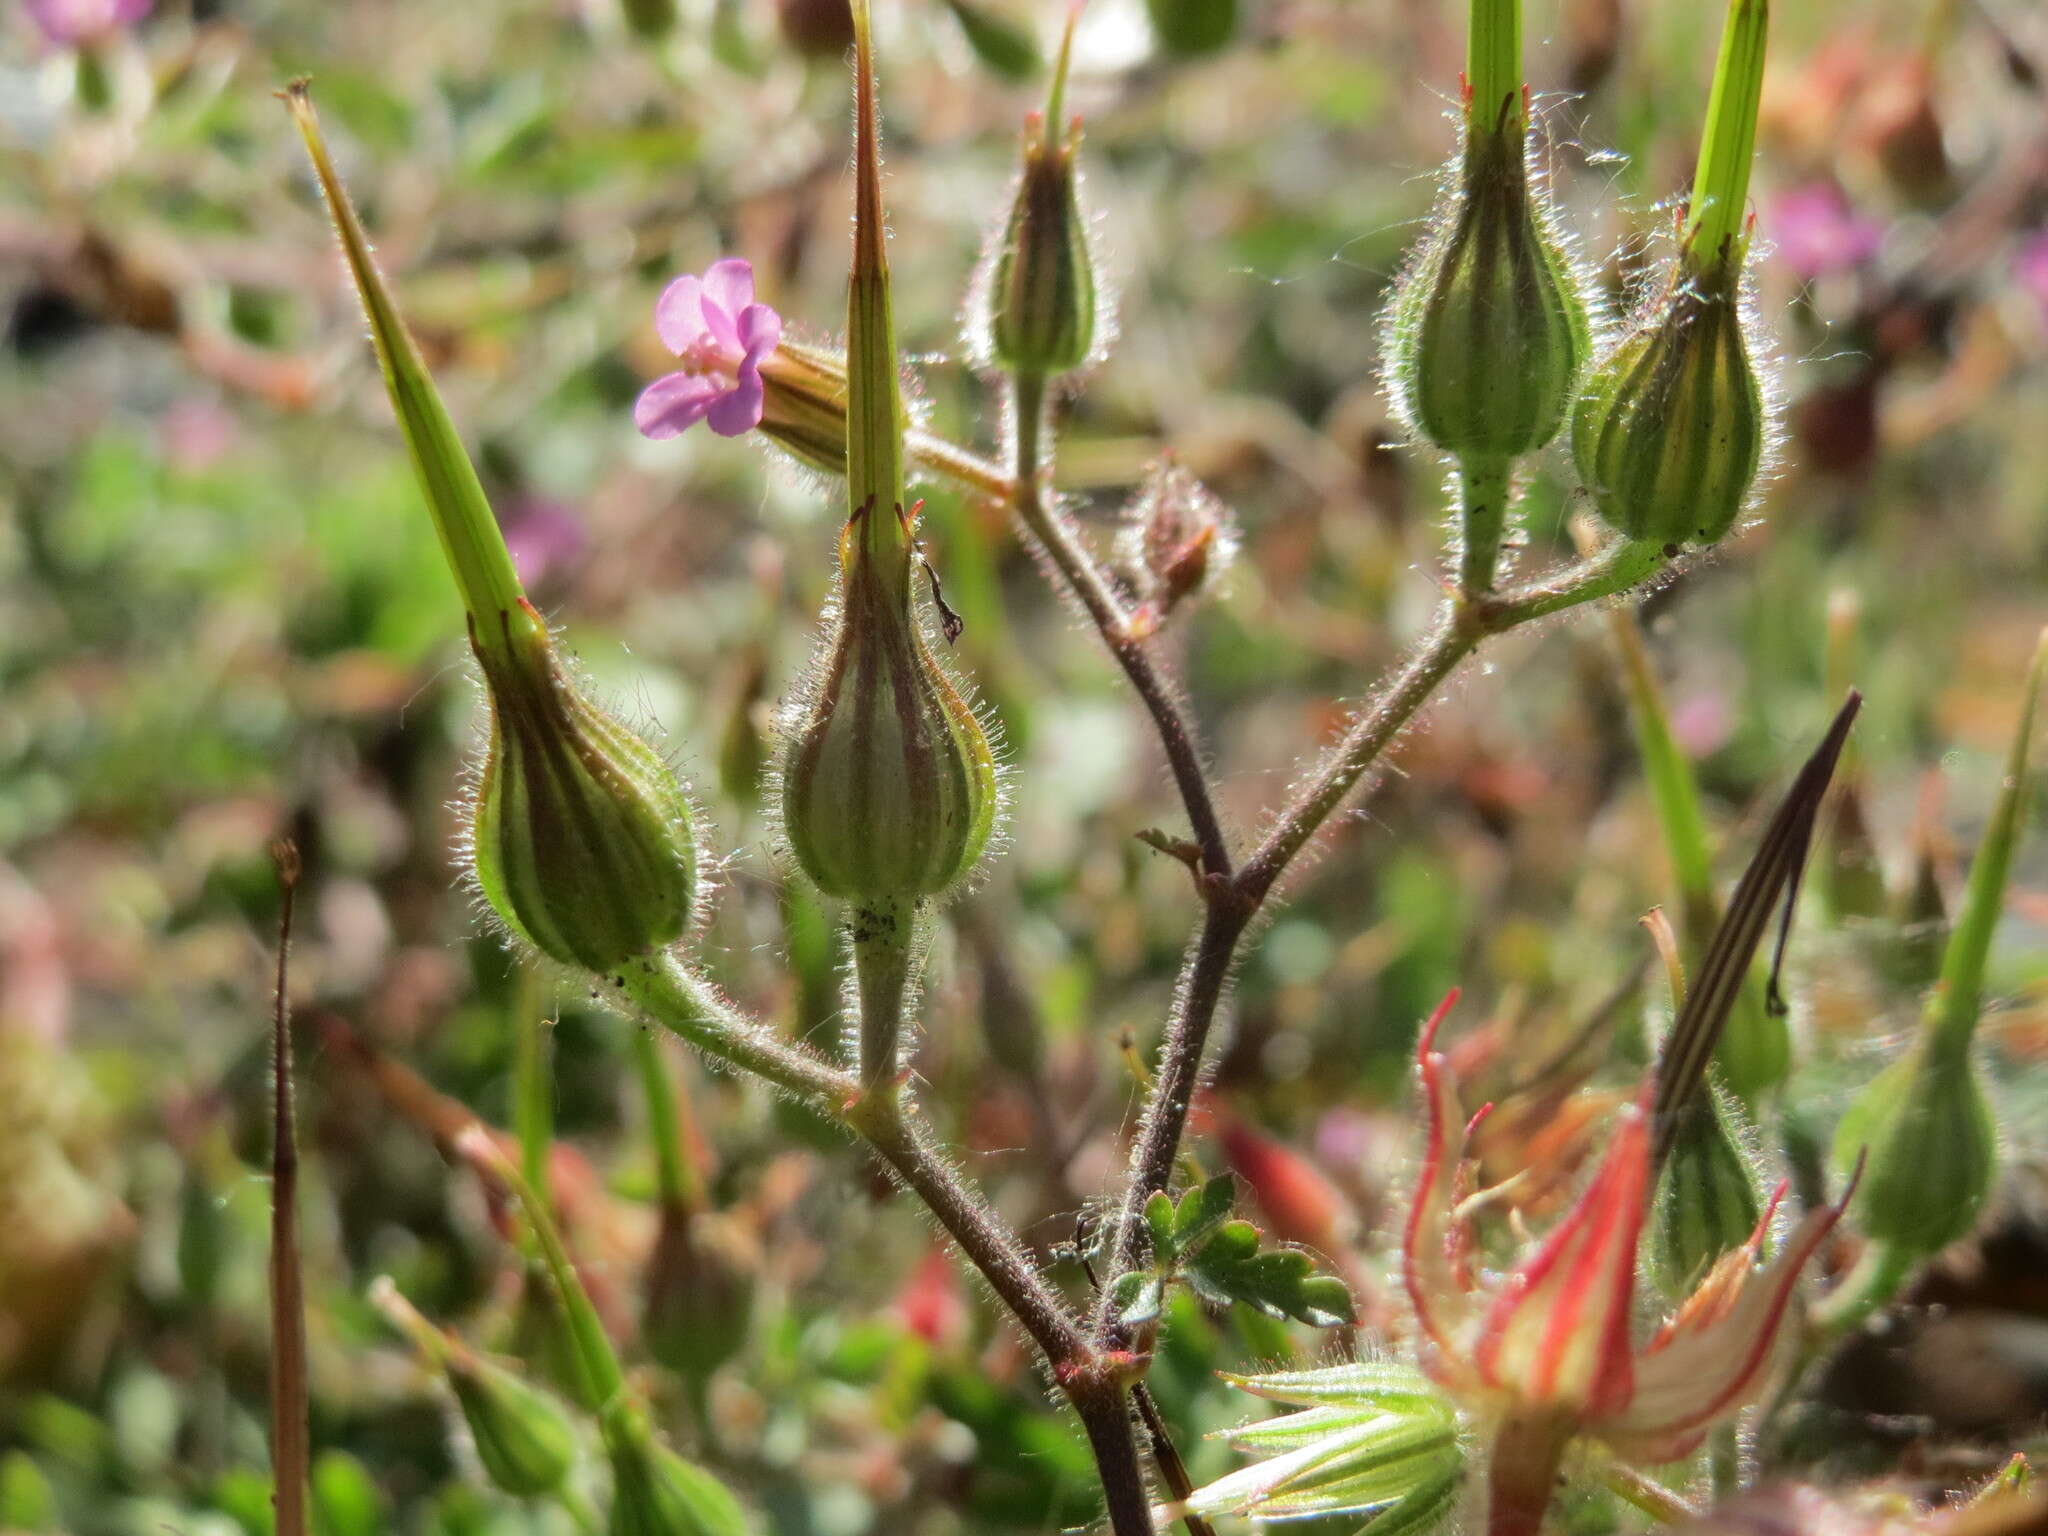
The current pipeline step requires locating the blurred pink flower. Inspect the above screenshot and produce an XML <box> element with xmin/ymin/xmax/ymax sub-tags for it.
<box><xmin>157</xmin><ymin>398</ymin><xmax>236</xmax><ymax>472</ymax></box>
<box><xmin>25</xmin><ymin>0</ymin><xmax>150</xmax><ymax>46</ymax></box>
<box><xmin>635</xmin><ymin>258</ymin><xmax>782</xmax><ymax>441</ymax></box>
<box><xmin>1766</xmin><ymin>183</ymin><xmax>1883</xmax><ymax>281</ymax></box>
<box><xmin>498</xmin><ymin>498</ymin><xmax>585</xmax><ymax>588</ymax></box>
<box><xmin>2017</xmin><ymin>230</ymin><xmax>2048</xmax><ymax>321</ymax></box>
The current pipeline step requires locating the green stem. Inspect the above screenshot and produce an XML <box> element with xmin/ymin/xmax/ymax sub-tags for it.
<box><xmin>1609</xmin><ymin>608</ymin><xmax>1715</xmax><ymax>926</ymax></box>
<box><xmin>628</xmin><ymin>1027</ymin><xmax>695</xmax><ymax>1210</ymax></box>
<box><xmin>1457</xmin><ymin>455</ymin><xmax>1514</xmax><ymax>597</ymax></box>
<box><xmin>513</xmin><ymin>965</ymin><xmax>553</xmax><ymax>1199</ymax></box>
<box><xmin>851</xmin><ymin>896</ymin><xmax>921</xmax><ymax>1098</ymax></box>
<box><xmin>1686</xmin><ymin>0</ymin><xmax>1768</xmax><ymax>261</ymax></box>
<box><xmin>1811</xmin><ymin>1238</ymin><xmax>1915</xmax><ymax>1342</ymax></box>
<box><xmin>1594</xmin><ymin>1458</ymin><xmax>1701</xmax><ymax>1525</ymax></box>
<box><xmin>1006</xmin><ymin>370</ymin><xmax>1233</xmax><ymax>879</ymax></box>
<box><xmin>463</xmin><ymin>1130</ymin><xmax>628</xmax><ymax>1411</ymax></box>
<box><xmin>1708</xmin><ymin>1422</ymin><xmax>1739</xmax><ymax>1500</ymax></box>
<box><xmin>1925</xmin><ymin>627</ymin><xmax>2048</xmax><ymax>1059</ymax></box>
<box><xmin>1467</xmin><ymin>0</ymin><xmax>1523</xmax><ymax>134</ymax></box>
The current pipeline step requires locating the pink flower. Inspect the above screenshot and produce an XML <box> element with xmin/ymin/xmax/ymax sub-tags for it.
<box><xmin>634</xmin><ymin>258</ymin><xmax>783</xmax><ymax>441</ymax></box>
<box><xmin>2017</xmin><ymin>230</ymin><xmax>2048</xmax><ymax>322</ymax></box>
<box><xmin>1402</xmin><ymin>993</ymin><xmax>1850</xmax><ymax>1464</ymax></box>
<box><xmin>25</xmin><ymin>0</ymin><xmax>150</xmax><ymax>46</ymax></box>
<box><xmin>1766</xmin><ymin>182</ymin><xmax>1884</xmax><ymax>282</ymax></box>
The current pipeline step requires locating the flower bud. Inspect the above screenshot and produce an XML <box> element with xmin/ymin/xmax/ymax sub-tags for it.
<box><xmin>448</xmin><ymin>1354</ymin><xmax>581</xmax><ymax>1498</ymax></box>
<box><xmin>1646</xmin><ymin>1084</ymin><xmax>1761</xmax><ymax>1298</ymax></box>
<box><xmin>602</xmin><ymin>1410</ymin><xmax>749</xmax><ymax>1536</ymax></box>
<box><xmin>1572</xmin><ymin>0</ymin><xmax>1771</xmax><ymax>548</ymax></box>
<box><xmin>1833</xmin><ymin>1045</ymin><xmax>1994</xmax><ymax>1261</ymax></box>
<box><xmin>981</xmin><ymin>118</ymin><xmax>1099</xmax><ymax>378</ymax></box>
<box><xmin>1569</xmin><ymin>256</ymin><xmax>1766</xmax><ymax>547</ymax></box>
<box><xmin>468</xmin><ymin>601</ymin><xmax>699</xmax><ymax>973</ymax></box>
<box><xmin>371</xmin><ymin>1276</ymin><xmax>580</xmax><ymax>1499</ymax></box>
<box><xmin>1117</xmin><ymin>458</ymin><xmax>1237</xmax><ymax>638</ymax></box>
<box><xmin>975</xmin><ymin>8</ymin><xmax>1102</xmax><ymax>380</ymax></box>
<box><xmin>642</xmin><ymin>1203</ymin><xmax>757</xmax><ymax>1384</ymax></box>
<box><xmin>779</xmin><ymin>509</ymin><xmax>999</xmax><ymax>906</ymax></box>
<box><xmin>1387</xmin><ymin>108</ymin><xmax>1590</xmax><ymax>462</ymax></box>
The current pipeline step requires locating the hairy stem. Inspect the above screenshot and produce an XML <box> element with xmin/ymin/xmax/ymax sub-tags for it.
<box><xmin>618</xmin><ymin>955</ymin><xmax>1113</xmax><ymax>1412</ymax></box>
<box><xmin>1457</xmin><ymin>454</ymin><xmax>1514</xmax><ymax>597</ymax></box>
<box><xmin>1071</xmin><ymin>1383</ymin><xmax>1159</xmax><ymax>1536</ymax></box>
<box><xmin>627</xmin><ymin>1026</ymin><xmax>694</xmax><ymax>1210</ymax></box>
<box><xmin>1594</xmin><ymin>1458</ymin><xmax>1701</xmax><ymax>1525</ymax></box>
<box><xmin>1008</xmin><ymin>371</ymin><xmax>1233</xmax><ymax>880</ymax></box>
<box><xmin>851</xmin><ymin>895</ymin><xmax>919</xmax><ymax>1098</ymax></box>
<box><xmin>1097</xmin><ymin>538</ymin><xmax>1669</xmax><ymax>1325</ymax></box>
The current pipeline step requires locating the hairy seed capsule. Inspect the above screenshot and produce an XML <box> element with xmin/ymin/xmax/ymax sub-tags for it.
<box><xmin>1834</xmin><ymin>1042</ymin><xmax>1995</xmax><ymax>1261</ymax></box>
<box><xmin>1571</xmin><ymin>256</ymin><xmax>1765</xmax><ymax>547</ymax></box>
<box><xmin>469</xmin><ymin>600</ymin><xmax>698</xmax><ymax>972</ymax></box>
<box><xmin>1389</xmin><ymin>114</ymin><xmax>1590</xmax><ymax>462</ymax></box>
<box><xmin>604</xmin><ymin>1412</ymin><xmax>749</xmax><ymax>1536</ymax></box>
<box><xmin>1647</xmin><ymin>1084</ymin><xmax>1761</xmax><ymax>1298</ymax></box>
<box><xmin>643</xmin><ymin>1203</ymin><xmax>757</xmax><ymax>1384</ymax></box>
<box><xmin>983</xmin><ymin>113</ymin><xmax>1099</xmax><ymax>378</ymax></box>
<box><xmin>447</xmin><ymin>1354</ymin><xmax>580</xmax><ymax>1498</ymax></box>
<box><xmin>780</xmin><ymin>505</ymin><xmax>998</xmax><ymax>905</ymax></box>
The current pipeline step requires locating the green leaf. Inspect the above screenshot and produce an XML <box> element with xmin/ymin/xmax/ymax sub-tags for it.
<box><xmin>1113</xmin><ymin>1271</ymin><xmax>1165</xmax><ymax>1328</ymax></box>
<box><xmin>1182</xmin><ymin>1220</ymin><xmax>1355</xmax><ymax>1327</ymax></box>
<box><xmin>943</xmin><ymin>0</ymin><xmax>1042</xmax><ymax>81</ymax></box>
<box><xmin>1144</xmin><ymin>1190</ymin><xmax>1179</xmax><ymax>1261</ymax></box>
<box><xmin>1172</xmin><ymin>1173</ymin><xmax>1237</xmax><ymax>1253</ymax></box>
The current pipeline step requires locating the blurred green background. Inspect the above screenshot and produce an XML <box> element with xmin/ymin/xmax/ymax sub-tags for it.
<box><xmin>4</xmin><ymin>0</ymin><xmax>2048</xmax><ymax>1529</ymax></box>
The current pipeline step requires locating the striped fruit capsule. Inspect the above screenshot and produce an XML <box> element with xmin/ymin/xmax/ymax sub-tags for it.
<box><xmin>780</xmin><ymin>502</ymin><xmax>998</xmax><ymax>906</ymax></box>
<box><xmin>1571</xmin><ymin>257</ymin><xmax>1765</xmax><ymax>547</ymax></box>
<box><xmin>1388</xmin><ymin>112</ymin><xmax>1591</xmax><ymax>461</ymax></box>
<box><xmin>983</xmin><ymin>112</ymin><xmax>1099</xmax><ymax>378</ymax></box>
<box><xmin>469</xmin><ymin>600</ymin><xmax>698</xmax><ymax>973</ymax></box>
<box><xmin>1834</xmin><ymin>1042</ymin><xmax>1995</xmax><ymax>1261</ymax></box>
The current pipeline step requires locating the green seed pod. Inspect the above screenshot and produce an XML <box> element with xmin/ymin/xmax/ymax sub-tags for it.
<box><xmin>782</xmin><ymin>6</ymin><xmax>999</xmax><ymax>913</ymax></box>
<box><xmin>982</xmin><ymin>116</ymin><xmax>1099</xmax><ymax>378</ymax></box>
<box><xmin>603</xmin><ymin>1412</ymin><xmax>749</xmax><ymax>1536</ymax></box>
<box><xmin>373</xmin><ymin>1277</ymin><xmax>582</xmax><ymax>1499</ymax></box>
<box><xmin>1647</xmin><ymin>1082</ymin><xmax>1762</xmax><ymax>1298</ymax></box>
<box><xmin>779</xmin><ymin>507</ymin><xmax>999</xmax><ymax>907</ymax></box>
<box><xmin>468</xmin><ymin>600</ymin><xmax>699</xmax><ymax>974</ymax></box>
<box><xmin>976</xmin><ymin>6</ymin><xmax>1100</xmax><ymax>381</ymax></box>
<box><xmin>642</xmin><ymin>1203</ymin><xmax>757</xmax><ymax>1385</ymax></box>
<box><xmin>447</xmin><ymin>1353</ymin><xmax>580</xmax><ymax>1498</ymax></box>
<box><xmin>1387</xmin><ymin>114</ymin><xmax>1591</xmax><ymax>462</ymax></box>
<box><xmin>1834</xmin><ymin>1044</ymin><xmax>1995</xmax><ymax>1261</ymax></box>
<box><xmin>1570</xmin><ymin>255</ymin><xmax>1766</xmax><ymax>547</ymax></box>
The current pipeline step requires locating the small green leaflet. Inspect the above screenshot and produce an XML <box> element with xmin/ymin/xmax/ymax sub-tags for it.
<box><xmin>1109</xmin><ymin>1174</ymin><xmax>1354</xmax><ymax>1329</ymax></box>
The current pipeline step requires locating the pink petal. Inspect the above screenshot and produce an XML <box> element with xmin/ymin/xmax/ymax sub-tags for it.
<box><xmin>653</xmin><ymin>275</ymin><xmax>709</xmax><ymax>356</ymax></box>
<box><xmin>634</xmin><ymin>372</ymin><xmax>724</xmax><ymax>439</ymax></box>
<box><xmin>1473</xmin><ymin>1090</ymin><xmax>1650</xmax><ymax>1417</ymax></box>
<box><xmin>700</xmin><ymin>258</ymin><xmax>757</xmax><ymax>324</ymax></box>
<box><xmin>1402</xmin><ymin>992</ymin><xmax>1479</xmax><ymax>1385</ymax></box>
<box><xmin>1601</xmin><ymin>1176</ymin><xmax>1855</xmax><ymax>1460</ymax></box>
<box><xmin>704</xmin><ymin>361</ymin><xmax>765</xmax><ymax>437</ymax></box>
<box><xmin>736</xmin><ymin>301</ymin><xmax>783</xmax><ymax>358</ymax></box>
